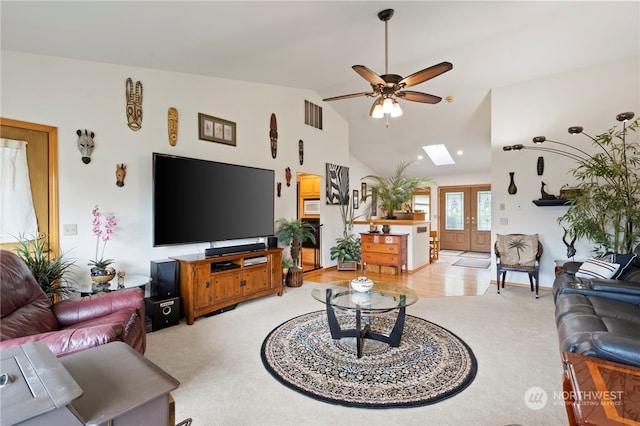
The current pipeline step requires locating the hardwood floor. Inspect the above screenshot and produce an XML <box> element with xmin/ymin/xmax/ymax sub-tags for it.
<box><xmin>303</xmin><ymin>254</ymin><xmax>492</xmax><ymax>298</ymax></box>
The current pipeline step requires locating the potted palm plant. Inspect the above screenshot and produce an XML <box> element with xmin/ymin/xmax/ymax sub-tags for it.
<box><xmin>14</xmin><ymin>234</ymin><xmax>77</xmax><ymax>300</ymax></box>
<box><xmin>275</xmin><ymin>218</ymin><xmax>316</xmax><ymax>286</ymax></box>
<box><xmin>362</xmin><ymin>161</ymin><xmax>430</xmax><ymax>219</ymax></box>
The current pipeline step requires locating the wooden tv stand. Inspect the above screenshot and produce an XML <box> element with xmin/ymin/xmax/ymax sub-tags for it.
<box><xmin>171</xmin><ymin>248</ymin><xmax>283</xmax><ymax>325</ymax></box>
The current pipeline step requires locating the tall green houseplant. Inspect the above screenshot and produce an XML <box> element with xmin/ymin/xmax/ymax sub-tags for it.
<box><xmin>274</xmin><ymin>218</ymin><xmax>316</xmax><ymax>268</ymax></box>
<box><xmin>330</xmin><ymin>192</ymin><xmax>361</xmax><ymax>266</ymax></box>
<box><xmin>558</xmin><ymin>114</ymin><xmax>640</xmax><ymax>254</ymax></box>
<box><xmin>362</xmin><ymin>161</ymin><xmax>430</xmax><ymax>219</ymax></box>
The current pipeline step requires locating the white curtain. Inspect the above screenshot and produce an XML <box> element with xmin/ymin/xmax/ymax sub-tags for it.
<box><xmin>0</xmin><ymin>138</ymin><xmax>38</xmax><ymax>242</ymax></box>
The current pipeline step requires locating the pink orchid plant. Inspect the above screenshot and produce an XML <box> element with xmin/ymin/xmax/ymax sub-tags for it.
<box><xmin>88</xmin><ymin>205</ymin><xmax>117</xmax><ymax>269</ymax></box>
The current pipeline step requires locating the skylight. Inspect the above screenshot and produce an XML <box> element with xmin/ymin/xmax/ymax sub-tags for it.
<box><xmin>422</xmin><ymin>144</ymin><xmax>455</xmax><ymax>165</ymax></box>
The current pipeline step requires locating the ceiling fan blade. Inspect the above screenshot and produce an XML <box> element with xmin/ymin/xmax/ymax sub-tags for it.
<box><xmin>352</xmin><ymin>65</ymin><xmax>386</xmax><ymax>86</ymax></box>
<box><xmin>396</xmin><ymin>91</ymin><xmax>442</xmax><ymax>104</ymax></box>
<box><xmin>399</xmin><ymin>62</ymin><xmax>453</xmax><ymax>88</ymax></box>
<box><xmin>322</xmin><ymin>92</ymin><xmax>375</xmax><ymax>102</ymax></box>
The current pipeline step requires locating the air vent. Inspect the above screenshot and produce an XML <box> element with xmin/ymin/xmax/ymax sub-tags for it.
<box><xmin>304</xmin><ymin>100</ymin><xmax>323</xmax><ymax>130</ymax></box>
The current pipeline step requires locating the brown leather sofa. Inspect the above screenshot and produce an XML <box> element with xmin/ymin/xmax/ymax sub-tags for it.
<box><xmin>0</xmin><ymin>249</ymin><xmax>146</xmax><ymax>357</ymax></box>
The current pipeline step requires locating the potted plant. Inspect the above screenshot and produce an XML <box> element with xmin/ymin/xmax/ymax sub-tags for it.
<box><xmin>330</xmin><ymin>234</ymin><xmax>361</xmax><ymax>270</ymax></box>
<box><xmin>362</xmin><ymin>161</ymin><xmax>430</xmax><ymax>219</ymax></box>
<box><xmin>558</xmin><ymin>114</ymin><xmax>640</xmax><ymax>254</ymax></box>
<box><xmin>14</xmin><ymin>234</ymin><xmax>77</xmax><ymax>300</ymax></box>
<box><xmin>281</xmin><ymin>257</ymin><xmax>294</xmax><ymax>283</ymax></box>
<box><xmin>274</xmin><ymin>218</ymin><xmax>316</xmax><ymax>268</ymax></box>
<box><xmin>330</xmin><ymin>191</ymin><xmax>362</xmax><ymax>270</ymax></box>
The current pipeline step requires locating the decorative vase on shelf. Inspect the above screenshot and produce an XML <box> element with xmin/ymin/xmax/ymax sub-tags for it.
<box><xmin>507</xmin><ymin>172</ymin><xmax>517</xmax><ymax>195</ymax></box>
<box><xmin>382</xmin><ymin>225</ymin><xmax>390</xmax><ymax>234</ymax></box>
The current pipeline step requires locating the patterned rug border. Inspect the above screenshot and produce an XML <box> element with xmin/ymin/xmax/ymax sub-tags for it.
<box><xmin>260</xmin><ymin>311</ymin><xmax>478</xmax><ymax>409</ymax></box>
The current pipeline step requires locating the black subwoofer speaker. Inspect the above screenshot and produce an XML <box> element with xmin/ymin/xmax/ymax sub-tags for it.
<box><xmin>150</xmin><ymin>259</ymin><xmax>178</xmax><ymax>298</ymax></box>
<box><xmin>267</xmin><ymin>236</ymin><xmax>278</xmax><ymax>248</ymax></box>
<box><xmin>145</xmin><ymin>297</ymin><xmax>180</xmax><ymax>331</ymax></box>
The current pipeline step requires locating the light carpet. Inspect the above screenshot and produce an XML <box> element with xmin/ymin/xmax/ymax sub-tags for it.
<box><xmin>144</xmin><ymin>283</ymin><xmax>566</xmax><ymax>425</ymax></box>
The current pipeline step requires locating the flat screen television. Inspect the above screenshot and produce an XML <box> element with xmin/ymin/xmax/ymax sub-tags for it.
<box><xmin>152</xmin><ymin>153</ymin><xmax>275</xmax><ymax>247</ymax></box>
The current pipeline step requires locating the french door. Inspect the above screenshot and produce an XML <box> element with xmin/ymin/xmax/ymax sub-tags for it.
<box><xmin>438</xmin><ymin>185</ymin><xmax>491</xmax><ymax>252</ymax></box>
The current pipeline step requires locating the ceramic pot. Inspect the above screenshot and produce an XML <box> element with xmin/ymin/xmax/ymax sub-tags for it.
<box><xmin>91</xmin><ymin>267</ymin><xmax>116</xmax><ymax>284</ymax></box>
<box><xmin>382</xmin><ymin>225</ymin><xmax>390</xmax><ymax>234</ymax></box>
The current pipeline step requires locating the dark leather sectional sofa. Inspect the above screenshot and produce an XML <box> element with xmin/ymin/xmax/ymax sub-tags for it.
<box><xmin>553</xmin><ymin>244</ymin><xmax>640</xmax><ymax>367</ymax></box>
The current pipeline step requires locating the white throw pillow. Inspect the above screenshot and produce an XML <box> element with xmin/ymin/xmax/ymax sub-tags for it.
<box><xmin>575</xmin><ymin>258</ymin><xmax>620</xmax><ymax>279</ymax></box>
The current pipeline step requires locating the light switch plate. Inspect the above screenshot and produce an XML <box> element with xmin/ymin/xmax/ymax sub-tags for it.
<box><xmin>63</xmin><ymin>224</ymin><xmax>77</xmax><ymax>236</ymax></box>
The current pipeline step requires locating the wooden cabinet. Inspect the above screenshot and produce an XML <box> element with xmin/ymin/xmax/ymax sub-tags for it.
<box><xmin>300</xmin><ymin>175</ymin><xmax>320</xmax><ymax>198</ymax></box>
<box><xmin>360</xmin><ymin>233</ymin><xmax>408</xmax><ymax>275</ymax></box>
<box><xmin>172</xmin><ymin>248</ymin><xmax>283</xmax><ymax>325</ymax></box>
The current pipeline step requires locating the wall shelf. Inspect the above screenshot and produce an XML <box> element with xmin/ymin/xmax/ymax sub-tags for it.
<box><xmin>532</xmin><ymin>199</ymin><xmax>571</xmax><ymax>207</ymax></box>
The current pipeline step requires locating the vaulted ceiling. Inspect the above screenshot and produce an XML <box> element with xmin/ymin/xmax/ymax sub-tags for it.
<box><xmin>2</xmin><ymin>1</ymin><xmax>638</xmax><ymax>179</ymax></box>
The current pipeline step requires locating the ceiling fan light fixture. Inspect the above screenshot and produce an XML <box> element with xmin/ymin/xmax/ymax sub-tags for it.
<box><xmin>390</xmin><ymin>100</ymin><xmax>403</xmax><ymax>117</ymax></box>
<box><xmin>382</xmin><ymin>97</ymin><xmax>394</xmax><ymax>114</ymax></box>
<box><xmin>371</xmin><ymin>102</ymin><xmax>384</xmax><ymax>118</ymax></box>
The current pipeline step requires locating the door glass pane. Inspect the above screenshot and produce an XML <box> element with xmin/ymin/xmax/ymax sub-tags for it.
<box><xmin>445</xmin><ymin>192</ymin><xmax>464</xmax><ymax>230</ymax></box>
<box><xmin>476</xmin><ymin>191</ymin><xmax>491</xmax><ymax>231</ymax></box>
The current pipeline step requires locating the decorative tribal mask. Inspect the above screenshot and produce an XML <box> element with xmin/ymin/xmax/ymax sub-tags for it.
<box><xmin>116</xmin><ymin>163</ymin><xmax>127</xmax><ymax>187</ymax></box>
<box><xmin>126</xmin><ymin>78</ymin><xmax>143</xmax><ymax>131</ymax></box>
<box><xmin>76</xmin><ymin>129</ymin><xmax>95</xmax><ymax>164</ymax></box>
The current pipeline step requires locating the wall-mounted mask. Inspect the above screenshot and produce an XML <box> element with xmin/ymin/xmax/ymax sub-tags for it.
<box><xmin>168</xmin><ymin>107</ymin><xmax>178</xmax><ymax>146</ymax></box>
<box><xmin>116</xmin><ymin>163</ymin><xmax>127</xmax><ymax>187</ymax></box>
<box><xmin>299</xmin><ymin>140</ymin><xmax>304</xmax><ymax>165</ymax></box>
<box><xmin>126</xmin><ymin>78</ymin><xmax>143</xmax><ymax>131</ymax></box>
<box><xmin>285</xmin><ymin>167</ymin><xmax>292</xmax><ymax>187</ymax></box>
<box><xmin>270</xmin><ymin>113</ymin><xmax>278</xmax><ymax>159</ymax></box>
<box><xmin>76</xmin><ymin>129</ymin><xmax>95</xmax><ymax>164</ymax></box>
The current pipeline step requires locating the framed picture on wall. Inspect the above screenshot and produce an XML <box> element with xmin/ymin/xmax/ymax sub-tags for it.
<box><xmin>325</xmin><ymin>163</ymin><xmax>349</xmax><ymax>205</ymax></box>
<box><xmin>198</xmin><ymin>113</ymin><xmax>236</xmax><ymax>146</ymax></box>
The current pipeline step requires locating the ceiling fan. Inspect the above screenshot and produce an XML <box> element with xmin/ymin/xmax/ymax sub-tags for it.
<box><xmin>322</xmin><ymin>9</ymin><xmax>452</xmax><ymax>119</ymax></box>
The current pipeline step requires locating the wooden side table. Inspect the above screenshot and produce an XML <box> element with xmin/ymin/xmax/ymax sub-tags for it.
<box><xmin>562</xmin><ymin>352</ymin><xmax>640</xmax><ymax>426</ymax></box>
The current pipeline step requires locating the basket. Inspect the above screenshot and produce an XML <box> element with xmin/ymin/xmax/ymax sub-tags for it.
<box><xmin>286</xmin><ymin>269</ymin><xmax>304</xmax><ymax>287</ymax></box>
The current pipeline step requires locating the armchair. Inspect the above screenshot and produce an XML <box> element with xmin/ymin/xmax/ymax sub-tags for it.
<box><xmin>495</xmin><ymin>234</ymin><xmax>543</xmax><ymax>298</ymax></box>
<box><xmin>0</xmin><ymin>249</ymin><xmax>146</xmax><ymax>357</ymax></box>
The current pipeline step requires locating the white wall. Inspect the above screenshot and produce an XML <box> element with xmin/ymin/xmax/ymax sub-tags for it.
<box><xmin>491</xmin><ymin>57</ymin><xmax>640</xmax><ymax>289</ymax></box>
<box><xmin>1</xmin><ymin>50</ymin><xmax>353</xmax><ymax>283</ymax></box>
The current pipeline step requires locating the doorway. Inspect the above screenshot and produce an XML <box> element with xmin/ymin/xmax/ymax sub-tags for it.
<box><xmin>0</xmin><ymin>118</ymin><xmax>59</xmax><ymax>256</ymax></box>
<box><xmin>438</xmin><ymin>185</ymin><xmax>491</xmax><ymax>253</ymax></box>
<box><xmin>297</xmin><ymin>172</ymin><xmax>322</xmax><ymax>272</ymax></box>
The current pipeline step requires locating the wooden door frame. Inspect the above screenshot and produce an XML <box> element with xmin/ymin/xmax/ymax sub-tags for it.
<box><xmin>438</xmin><ymin>184</ymin><xmax>491</xmax><ymax>252</ymax></box>
<box><xmin>0</xmin><ymin>117</ymin><xmax>59</xmax><ymax>256</ymax></box>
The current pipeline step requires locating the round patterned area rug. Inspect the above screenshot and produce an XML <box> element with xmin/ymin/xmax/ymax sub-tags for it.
<box><xmin>260</xmin><ymin>310</ymin><xmax>477</xmax><ymax>408</ymax></box>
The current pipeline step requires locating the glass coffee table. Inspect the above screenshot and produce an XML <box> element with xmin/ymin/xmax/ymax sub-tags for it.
<box><xmin>311</xmin><ymin>280</ymin><xmax>418</xmax><ymax>358</ymax></box>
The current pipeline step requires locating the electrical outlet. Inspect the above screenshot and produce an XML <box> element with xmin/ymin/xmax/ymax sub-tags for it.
<box><xmin>499</xmin><ymin>218</ymin><xmax>508</xmax><ymax>225</ymax></box>
<box><xmin>63</xmin><ymin>224</ymin><xmax>77</xmax><ymax>236</ymax></box>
